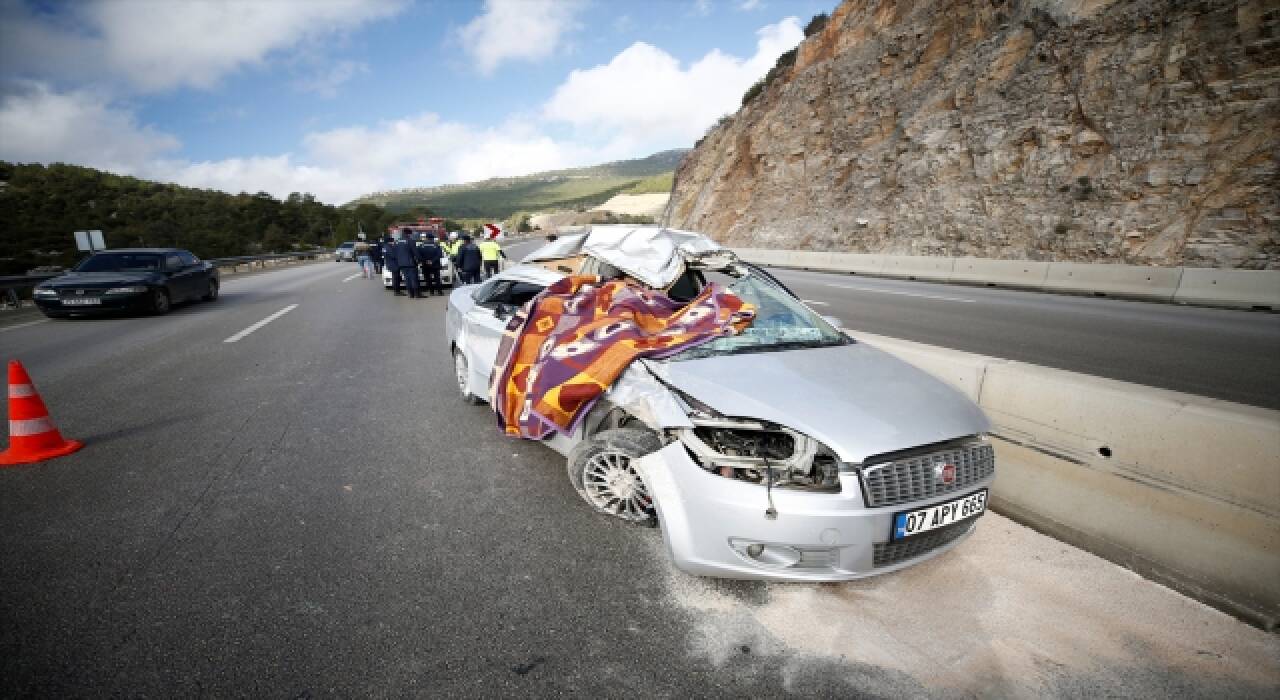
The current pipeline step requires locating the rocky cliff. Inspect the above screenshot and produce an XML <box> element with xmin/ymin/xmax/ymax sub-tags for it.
<box><xmin>668</xmin><ymin>0</ymin><xmax>1279</xmax><ymax>268</ymax></box>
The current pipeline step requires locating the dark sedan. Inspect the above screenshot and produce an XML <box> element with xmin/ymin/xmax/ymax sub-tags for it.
<box><xmin>32</xmin><ymin>248</ymin><xmax>220</xmax><ymax>318</ymax></box>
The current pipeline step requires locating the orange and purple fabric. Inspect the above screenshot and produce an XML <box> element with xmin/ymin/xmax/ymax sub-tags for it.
<box><xmin>490</xmin><ymin>274</ymin><xmax>755</xmax><ymax>439</ymax></box>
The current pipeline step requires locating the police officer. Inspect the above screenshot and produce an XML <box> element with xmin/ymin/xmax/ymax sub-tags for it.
<box><xmin>455</xmin><ymin>235</ymin><xmax>484</xmax><ymax>285</ymax></box>
<box><xmin>476</xmin><ymin>237</ymin><xmax>507</xmax><ymax>279</ymax></box>
<box><xmin>383</xmin><ymin>234</ymin><xmax>402</xmax><ymax>294</ymax></box>
<box><xmin>369</xmin><ymin>238</ymin><xmax>384</xmax><ymax>274</ymax></box>
<box><xmin>417</xmin><ymin>233</ymin><xmax>445</xmax><ymax>296</ymax></box>
<box><xmin>391</xmin><ymin>229</ymin><xmax>422</xmax><ymax>297</ymax></box>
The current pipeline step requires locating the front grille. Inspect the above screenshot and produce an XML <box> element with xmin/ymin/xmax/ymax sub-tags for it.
<box><xmin>873</xmin><ymin>521</ymin><xmax>973</xmax><ymax>568</ymax></box>
<box><xmin>58</xmin><ymin>288</ymin><xmax>104</xmax><ymax>298</ymax></box>
<box><xmin>860</xmin><ymin>440</ymin><xmax>994</xmax><ymax>509</ymax></box>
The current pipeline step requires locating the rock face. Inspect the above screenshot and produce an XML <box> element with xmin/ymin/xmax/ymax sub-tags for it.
<box><xmin>668</xmin><ymin>0</ymin><xmax>1280</xmax><ymax>268</ymax></box>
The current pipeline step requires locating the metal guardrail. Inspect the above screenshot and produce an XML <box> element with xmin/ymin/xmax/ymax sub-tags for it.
<box><xmin>0</xmin><ymin>249</ymin><xmax>328</xmax><ymax>308</ymax></box>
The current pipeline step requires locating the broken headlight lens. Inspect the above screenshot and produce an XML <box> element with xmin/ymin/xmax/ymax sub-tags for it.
<box><xmin>678</xmin><ymin>417</ymin><xmax>841</xmax><ymax>493</ymax></box>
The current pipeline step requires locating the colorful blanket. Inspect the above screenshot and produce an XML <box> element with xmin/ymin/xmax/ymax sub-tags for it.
<box><xmin>489</xmin><ymin>274</ymin><xmax>755</xmax><ymax>439</ymax></box>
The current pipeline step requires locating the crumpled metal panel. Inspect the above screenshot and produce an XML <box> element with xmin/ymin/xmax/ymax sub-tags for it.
<box><xmin>604</xmin><ymin>361</ymin><xmax>694</xmax><ymax>430</ymax></box>
<box><xmin>522</xmin><ymin>225</ymin><xmax>723</xmax><ymax>288</ymax></box>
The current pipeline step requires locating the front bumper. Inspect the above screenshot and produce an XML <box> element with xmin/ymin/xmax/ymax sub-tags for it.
<box><xmin>34</xmin><ymin>292</ymin><xmax>151</xmax><ymax>314</ymax></box>
<box><xmin>635</xmin><ymin>442</ymin><xmax>994</xmax><ymax>581</ymax></box>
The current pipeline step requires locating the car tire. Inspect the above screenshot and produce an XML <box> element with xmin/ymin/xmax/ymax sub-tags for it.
<box><xmin>567</xmin><ymin>428</ymin><xmax>662</xmax><ymax>526</ymax></box>
<box><xmin>453</xmin><ymin>349</ymin><xmax>485</xmax><ymax>405</ymax></box>
<box><xmin>202</xmin><ymin>280</ymin><xmax>219</xmax><ymax>302</ymax></box>
<box><xmin>151</xmin><ymin>288</ymin><xmax>171</xmax><ymax>315</ymax></box>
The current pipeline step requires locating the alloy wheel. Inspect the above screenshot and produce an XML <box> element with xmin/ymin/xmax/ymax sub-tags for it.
<box><xmin>581</xmin><ymin>450</ymin><xmax>653</xmax><ymax>524</ymax></box>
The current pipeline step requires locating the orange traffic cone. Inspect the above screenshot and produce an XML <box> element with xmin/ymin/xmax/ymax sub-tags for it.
<box><xmin>0</xmin><ymin>360</ymin><xmax>83</xmax><ymax>465</ymax></box>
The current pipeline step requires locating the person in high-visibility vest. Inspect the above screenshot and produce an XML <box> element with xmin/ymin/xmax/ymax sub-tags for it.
<box><xmin>477</xmin><ymin>238</ymin><xmax>507</xmax><ymax>279</ymax></box>
<box><xmin>440</xmin><ymin>232</ymin><xmax>461</xmax><ymax>261</ymax></box>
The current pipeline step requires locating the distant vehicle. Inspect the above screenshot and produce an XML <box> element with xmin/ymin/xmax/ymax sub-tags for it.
<box><xmin>383</xmin><ymin>256</ymin><xmax>454</xmax><ymax>289</ymax></box>
<box><xmin>335</xmin><ymin>241</ymin><xmax>357</xmax><ymax>261</ymax></box>
<box><xmin>32</xmin><ymin>248</ymin><xmax>219</xmax><ymax>318</ymax></box>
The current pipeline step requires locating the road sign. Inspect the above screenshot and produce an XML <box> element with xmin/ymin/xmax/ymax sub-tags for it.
<box><xmin>74</xmin><ymin>230</ymin><xmax>105</xmax><ymax>252</ymax></box>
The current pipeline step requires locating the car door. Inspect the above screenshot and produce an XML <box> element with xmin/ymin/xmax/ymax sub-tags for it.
<box><xmin>177</xmin><ymin>251</ymin><xmax>206</xmax><ymax>299</ymax></box>
<box><xmin>466</xmin><ymin>280</ymin><xmax>547</xmax><ymax>382</ymax></box>
<box><xmin>162</xmin><ymin>253</ymin><xmax>194</xmax><ymax>300</ymax></box>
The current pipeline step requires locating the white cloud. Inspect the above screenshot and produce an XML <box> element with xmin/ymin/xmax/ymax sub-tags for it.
<box><xmin>459</xmin><ymin>0</ymin><xmax>586</xmax><ymax>75</ymax></box>
<box><xmin>0</xmin><ymin>0</ymin><xmax>402</xmax><ymax>92</ymax></box>
<box><xmin>0</xmin><ymin>83</ymin><xmax>179</xmax><ymax>173</ymax></box>
<box><xmin>542</xmin><ymin>17</ymin><xmax>803</xmax><ymax>146</ymax></box>
<box><xmin>691</xmin><ymin>0</ymin><xmax>713</xmax><ymax>17</ymax></box>
<box><xmin>294</xmin><ymin>60</ymin><xmax>368</xmax><ymax>99</ymax></box>
<box><xmin>737</xmin><ymin>0</ymin><xmax>765</xmax><ymax>11</ymax></box>
<box><xmin>155</xmin><ymin>156</ymin><xmax>373</xmax><ymax>205</ymax></box>
<box><xmin>0</xmin><ymin>81</ymin><xmax>619</xmax><ymax>203</ymax></box>
<box><xmin>0</xmin><ymin>14</ymin><xmax>806</xmax><ymax>206</ymax></box>
<box><xmin>303</xmin><ymin>113</ymin><xmax>616</xmax><ymax>190</ymax></box>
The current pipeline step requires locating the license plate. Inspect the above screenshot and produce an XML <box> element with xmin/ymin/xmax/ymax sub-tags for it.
<box><xmin>892</xmin><ymin>489</ymin><xmax>987</xmax><ymax>540</ymax></box>
<box><xmin>62</xmin><ymin>298</ymin><xmax>101</xmax><ymax>306</ymax></box>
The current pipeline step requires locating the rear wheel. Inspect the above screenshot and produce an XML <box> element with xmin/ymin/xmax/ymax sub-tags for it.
<box><xmin>202</xmin><ymin>280</ymin><xmax>219</xmax><ymax>302</ymax></box>
<box><xmin>453</xmin><ymin>349</ymin><xmax>484</xmax><ymax>405</ymax></box>
<box><xmin>151</xmin><ymin>288</ymin><xmax>171</xmax><ymax>315</ymax></box>
<box><xmin>567</xmin><ymin>428</ymin><xmax>662</xmax><ymax>525</ymax></box>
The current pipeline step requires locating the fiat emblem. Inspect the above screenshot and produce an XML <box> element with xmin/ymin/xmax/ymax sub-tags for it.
<box><xmin>934</xmin><ymin>462</ymin><xmax>957</xmax><ymax>485</ymax></box>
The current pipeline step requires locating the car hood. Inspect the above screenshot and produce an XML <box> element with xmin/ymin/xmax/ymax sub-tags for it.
<box><xmin>45</xmin><ymin>271</ymin><xmax>158</xmax><ymax>287</ymax></box>
<box><xmin>646</xmin><ymin>343</ymin><xmax>990</xmax><ymax>464</ymax></box>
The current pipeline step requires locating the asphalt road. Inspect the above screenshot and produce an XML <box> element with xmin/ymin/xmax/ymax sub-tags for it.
<box><xmin>2</xmin><ymin>261</ymin><xmax>1277</xmax><ymax>697</ymax></box>
<box><xmin>505</xmin><ymin>238</ymin><xmax>1280</xmax><ymax>409</ymax></box>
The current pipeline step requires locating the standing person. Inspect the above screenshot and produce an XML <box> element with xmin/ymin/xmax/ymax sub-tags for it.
<box><xmin>455</xmin><ymin>235</ymin><xmax>483</xmax><ymax>285</ymax></box>
<box><xmin>477</xmin><ymin>237</ymin><xmax>507</xmax><ymax>279</ymax></box>
<box><xmin>417</xmin><ymin>234</ymin><xmax>445</xmax><ymax>296</ymax></box>
<box><xmin>353</xmin><ymin>238</ymin><xmax>372</xmax><ymax>278</ymax></box>
<box><xmin>392</xmin><ymin>228</ymin><xmax>422</xmax><ymax>298</ymax></box>
<box><xmin>369</xmin><ymin>238</ymin><xmax>384</xmax><ymax>275</ymax></box>
<box><xmin>441</xmin><ymin>232</ymin><xmax>460</xmax><ymax>265</ymax></box>
<box><xmin>384</xmin><ymin>234</ymin><xmax>404</xmax><ymax>295</ymax></box>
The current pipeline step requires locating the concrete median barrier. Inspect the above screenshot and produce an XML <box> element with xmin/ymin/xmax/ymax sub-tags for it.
<box><xmin>1042</xmin><ymin>262</ymin><xmax>1184</xmax><ymax>300</ymax></box>
<box><xmin>950</xmin><ymin>258</ymin><xmax>1050</xmax><ymax>289</ymax></box>
<box><xmin>847</xmin><ymin>328</ymin><xmax>1280</xmax><ymax>629</ymax></box>
<box><xmin>879</xmin><ymin>255</ymin><xmax>956</xmax><ymax>281</ymax></box>
<box><xmin>1173</xmin><ymin>268</ymin><xmax>1280</xmax><ymax>310</ymax></box>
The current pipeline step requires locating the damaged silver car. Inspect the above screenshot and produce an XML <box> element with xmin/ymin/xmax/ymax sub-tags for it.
<box><xmin>446</xmin><ymin>226</ymin><xmax>995</xmax><ymax>581</ymax></box>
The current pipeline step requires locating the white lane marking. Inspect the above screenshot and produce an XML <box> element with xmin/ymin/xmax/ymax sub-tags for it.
<box><xmin>223</xmin><ymin>304</ymin><xmax>298</xmax><ymax>343</ymax></box>
<box><xmin>802</xmin><ymin>299</ymin><xmax>829</xmax><ymax>306</ymax></box>
<box><xmin>341</xmin><ymin>273</ymin><xmax>362</xmax><ymax>283</ymax></box>
<box><xmin>822</xmin><ymin>283</ymin><xmax>976</xmax><ymax>303</ymax></box>
<box><xmin>0</xmin><ymin>319</ymin><xmax>50</xmax><ymax>333</ymax></box>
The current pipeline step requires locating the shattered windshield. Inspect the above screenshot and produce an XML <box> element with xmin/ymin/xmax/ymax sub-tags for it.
<box><xmin>666</xmin><ymin>270</ymin><xmax>850</xmax><ymax>360</ymax></box>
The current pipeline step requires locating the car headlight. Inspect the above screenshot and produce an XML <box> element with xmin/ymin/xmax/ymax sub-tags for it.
<box><xmin>33</xmin><ymin>288</ymin><xmax>57</xmax><ymax>297</ymax></box>
<box><xmin>671</xmin><ymin>391</ymin><xmax>842</xmax><ymax>493</ymax></box>
<box><xmin>105</xmin><ymin>286</ymin><xmax>147</xmax><ymax>294</ymax></box>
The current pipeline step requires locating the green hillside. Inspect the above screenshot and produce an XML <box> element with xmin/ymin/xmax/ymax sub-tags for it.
<box><xmin>350</xmin><ymin>149</ymin><xmax>686</xmax><ymax>218</ymax></box>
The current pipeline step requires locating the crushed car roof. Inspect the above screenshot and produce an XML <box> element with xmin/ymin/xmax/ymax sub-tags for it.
<box><xmin>522</xmin><ymin>225</ymin><xmax>724</xmax><ymax>288</ymax></box>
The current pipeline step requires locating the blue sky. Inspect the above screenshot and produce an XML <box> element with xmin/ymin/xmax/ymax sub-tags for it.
<box><xmin>0</xmin><ymin>0</ymin><xmax>827</xmax><ymax>203</ymax></box>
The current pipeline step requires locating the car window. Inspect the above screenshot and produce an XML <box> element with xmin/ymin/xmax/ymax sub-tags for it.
<box><xmin>75</xmin><ymin>253</ymin><xmax>161</xmax><ymax>272</ymax></box>
<box><xmin>481</xmin><ymin>280</ymin><xmax>545</xmax><ymax>307</ymax></box>
<box><xmin>470</xmin><ymin>278</ymin><xmax>500</xmax><ymax>302</ymax></box>
<box><xmin>177</xmin><ymin>251</ymin><xmax>198</xmax><ymax>266</ymax></box>
<box><xmin>666</xmin><ymin>269</ymin><xmax>705</xmax><ymax>302</ymax></box>
<box><xmin>165</xmin><ymin>255</ymin><xmax>183</xmax><ymax>271</ymax></box>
